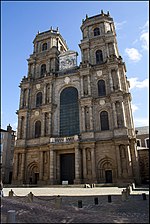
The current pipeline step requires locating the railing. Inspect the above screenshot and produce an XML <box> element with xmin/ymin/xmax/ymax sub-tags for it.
<box><xmin>50</xmin><ymin>135</ymin><xmax>79</xmax><ymax>143</ymax></box>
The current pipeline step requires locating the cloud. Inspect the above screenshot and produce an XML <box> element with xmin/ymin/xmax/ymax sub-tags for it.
<box><xmin>125</xmin><ymin>48</ymin><xmax>142</xmax><ymax>62</ymax></box>
<box><xmin>140</xmin><ymin>20</ymin><xmax>149</xmax><ymax>51</ymax></box>
<box><xmin>114</xmin><ymin>21</ymin><xmax>127</xmax><ymax>30</ymax></box>
<box><xmin>140</xmin><ymin>32</ymin><xmax>149</xmax><ymax>51</ymax></box>
<box><xmin>131</xmin><ymin>104</ymin><xmax>139</xmax><ymax>113</ymax></box>
<box><xmin>128</xmin><ymin>77</ymin><xmax>149</xmax><ymax>90</ymax></box>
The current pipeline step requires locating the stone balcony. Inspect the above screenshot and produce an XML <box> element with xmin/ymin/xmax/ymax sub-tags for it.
<box><xmin>50</xmin><ymin>135</ymin><xmax>79</xmax><ymax>144</ymax></box>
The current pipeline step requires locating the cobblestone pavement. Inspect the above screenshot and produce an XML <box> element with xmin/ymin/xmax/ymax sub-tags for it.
<box><xmin>1</xmin><ymin>187</ymin><xmax>149</xmax><ymax>223</ymax></box>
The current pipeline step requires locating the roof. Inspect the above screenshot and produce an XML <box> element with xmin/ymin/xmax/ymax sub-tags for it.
<box><xmin>135</xmin><ymin>126</ymin><xmax>149</xmax><ymax>135</ymax></box>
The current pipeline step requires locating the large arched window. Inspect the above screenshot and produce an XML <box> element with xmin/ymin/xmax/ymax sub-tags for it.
<box><xmin>36</xmin><ymin>92</ymin><xmax>42</xmax><ymax>107</ymax></box>
<box><xmin>41</xmin><ymin>64</ymin><xmax>46</xmax><ymax>77</ymax></box>
<box><xmin>96</xmin><ymin>50</ymin><xmax>103</xmax><ymax>64</ymax></box>
<box><xmin>42</xmin><ymin>43</ymin><xmax>47</xmax><ymax>51</ymax></box>
<box><xmin>60</xmin><ymin>87</ymin><xmax>79</xmax><ymax>136</ymax></box>
<box><xmin>35</xmin><ymin>120</ymin><xmax>41</xmax><ymax>138</ymax></box>
<box><xmin>94</xmin><ymin>27</ymin><xmax>100</xmax><ymax>36</ymax></box>
<box><xmin>98</xmin><ymin>80</ymin><xmax>106</xmax><ymax>96</ymax></box>
<box><xmin>100</xmin><ymin>111</ymin><xmax>109</xmax><ymax>131</ymax></box>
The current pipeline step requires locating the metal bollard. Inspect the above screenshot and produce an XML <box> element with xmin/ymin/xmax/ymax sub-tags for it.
<box><xmin>94</xmin><ymin>197</ymin><xmax>98</xmax><ymax>205</ymax></box>
<box><xmin>55</xmin><ymin>195</ymin><xmax>62</xmax><ymax>209</ymax></box>
<box><xmin>108</xmin><ymin>195</ymin><xmax>112</xmax><ymax>203</ymax></box>
<box><xmin>6</xmin><ymin>210</ymin><xmax>16</xmax><ymax>223</ymax></box>
<box><xmin>142</xmin><ymin>193</ymin><xmax>146</xmax><ymax>200</ymax></box>
<box><xmin>122</xmin><ymin>189</ymin><xmax>127</xmax><ymax>201</ymax></box>
<box><xmin>8</xmin><ymin>189</ymin><xmax>14</xmax><ymax>198</ymax></box>
<box><xmin>78</xmin><ymin>200</ymin><xmax>82</xmax><ymax>208</ymax></box>
<box><xmin>28</xmin><ymin>192</ymin><xmax>33</xmax><ymax>202</ymax></box>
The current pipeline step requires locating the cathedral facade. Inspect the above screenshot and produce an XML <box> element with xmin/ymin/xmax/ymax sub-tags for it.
<box><xmin>12</xmin><ymin>11</ymin><xmax>140</xmax><ymax>186</ymax></box>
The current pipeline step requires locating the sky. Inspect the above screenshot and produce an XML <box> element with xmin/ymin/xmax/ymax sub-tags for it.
<box><xmin>1</xmin><ymin>1</ymin><xmax>149</xmax><ymax>131</ymax></box>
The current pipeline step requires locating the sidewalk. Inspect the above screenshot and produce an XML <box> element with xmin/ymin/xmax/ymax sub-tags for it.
<box><xmin>1</xmin><ymin>186</ymin><xmax>149</xmax><ymax>223</ymax></box>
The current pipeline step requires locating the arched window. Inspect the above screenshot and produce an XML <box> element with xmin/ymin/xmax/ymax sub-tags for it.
<box><xmin>42</xmin><ymin>43</ymin><xmax>47</xmax><ymax>51</ymax></box>
<box><xmin>98</xmin><ymin>80</ymin><xmax>106</xmax><ymax>96</ymax></box>
<box><xmin>41</xmin><ymin>64</ymin><xmax>46</xmax><ymax>77</ymax></box>
<box><xmin>60</xmin><ymin>87</ymin><xmax>79</xmax><ymax>136</ymax></box>
<box><xmin>96</xmin><ymin>50</ymin><xmax>103</xmax><ymax>64</ymax></box>
<box><xmin>36</xmin><ymin>92</ymin><xmax>42</xmax><ymax>107</ymax></box>
<box><xmin>100</xmin><ymin>111</ymin><xmax>109</xmax><ymax>131</ymax></box>
<box><xmin>94</xmin><ymin>27</ymin><xmax>100</xmax><ymax>36</ymax></box>
<box><xmin>35</xmin><ymin>120</ymin><xmax>41</xmax><ymax>138</ymax></box>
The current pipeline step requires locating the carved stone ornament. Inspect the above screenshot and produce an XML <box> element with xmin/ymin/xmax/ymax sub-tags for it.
<box><xmin>97</xmin><ymin>70</ymin><xmax>102</xmax><ymax>77</ymax></box>
<box><xmin>100</xmin><ymin>99</ymin><xmax>105</xmax><ymax>106</ymax></box>
<box><xmin>64</xmin><ymin>77</ymin><xmax>70</xmax><ymax>84</ymax></box>
<box><xmin>35</xmin><ymin>111</ymin><xmax>39</xmax><ymax>116</ymax></box>
<box><xmin>36</xmin><ymin>84</ymin><xmax>40</xmax><ymax>90</ymax></box>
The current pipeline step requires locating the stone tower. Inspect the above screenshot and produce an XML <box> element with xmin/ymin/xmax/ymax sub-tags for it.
<box><xmin>13</xmin><ymin>11</ymin><xmax>140</xmax><ymax>186</ymax></box>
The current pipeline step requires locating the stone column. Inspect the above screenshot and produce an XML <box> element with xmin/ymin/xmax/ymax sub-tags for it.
<box><xmin>49</xmin><ymin>112</ymin><xmax>52</xmax><ymax>136</ymax></box>
<box><xmin>89</xmin><ymin>106</ymin><xmax>93</xmax><ymax>130</ymax></box>
<box><xmin>115</xmin><ymin>145</ymin><xmax>122</xmax><ymax>178</ymax></box>
<box><xmin>81</xmin><ymin>76</ymin><xmax>84</xmax><ymax>97</ymax></box>
<box><xmin>126</xmin><ymin>145</ymin><xmax>133</xmax><ymax>177</ymax></box>
<box><xmin>20</xmin><ymin>153</ymin><xmax>25</xmax><ymax>181</ymax></box>
<box><xmin>74</xmin><ymin>145</ymin><xmax>81</xmax><ymax>183</ymax></box>
<box><xmin>117</xmin><ymin>69</ymin><xmax>121</xmax><ymax>90</ymax></box>
<box><xmin>49</xmin><ymin>149</ymin><xmax>54</xmax><ymax>184</ymax></box>
<box><xmin>49</xmin><ymin>83</ymin><xmax>52</xmax><ymax>103</ymax></box>
<box><xmin>26</xmin><ymin>89</ymin><xmax>30</xmax><ymax>107</ymax></box>
<box><xmin>41</xmin><ymin>113</ymin><xmax>45</xmax><ymax>137</ymax></box>
<box><xmin>18</xmin><ymin>117</ymin><xmax>22</xmax><ymax>139</ymax></box>
<box><xmin>106</xmin><ymin>43</ymin><xmax>110</xmax><ymax>57</ymax></box>
<box><xmin>128</xmin><ymin>100</ymin><xmax>134</xmax><ymax>129</ymax></box>
<box><xmin>91</xmin><ymin>147</ymin><xmax>96</xmax><ymax>181</ymax></box>
<box><xmin>121</xmin><ymin>101</ymin><xmax>126</xmax><ymax>127</ymax></box>
<box><xmin>109</xmin><ymin>70</ymin><xmax>113</xmax><ymax>92</ymax></box>
<box><xmin>82</xmin><ymin>148</ymin><xmax>87</xmax><ymax>181</ymax></box>
<box><xmin>43</xmin><ymin>85</ymin><xmax>46</xmax><ymax>104</ymax></box>
<box><xmin>81</xmin><ymin>106</ymin><xmax>85</xmax><ymax>132</ymax></box>
<box><xmin>87</xmin><ymin>75</ymin><xmax>91</xmax><ymax>95</ymax></box>
<box><xmin>39</xmin><ymin>151</ymin><xmax>44</xmax><ymax>180</ymax></box>
<box><xmin>20</xmin><ymin>89</ymin><xmax>24</xmax><ymax>108</ymax></box>
<box><xmin>13</xmin><ymin>153</ymin><xmax>19</xmax><ymax>180</ymax></box>
<box><xmin>112</xmin><ymin>102</ymin><xmax>118</xmax><ymax>128</ymax></box>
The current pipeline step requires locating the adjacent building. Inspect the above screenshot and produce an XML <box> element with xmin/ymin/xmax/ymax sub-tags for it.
<box><xmin>12</xmin><ymin>11</ymin><xmax>140</xmax><ymax>186</ymax></box>
<box><xmin>0</xmin><ymin>125</ymin><xmax>16</xmax><ymax>184</ymax></box>
<box><xmin>136</xmin><ymin>126</ymin><xmax>149</xmax><ymax>184</ymax></box>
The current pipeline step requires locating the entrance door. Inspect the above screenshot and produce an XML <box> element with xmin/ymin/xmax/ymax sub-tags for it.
<box><xmin>105</xmin><ymin>170</ymin><xmax>112</xmax><ymax>183</ymax></box>
<box><xmin>60</xmin><ymin>154</ymin><xmax>75</xmax><ymax>184</ymax></box>
<box><xmin>34</xmin><ymin>173</ymin><xmax>39</xmax><ymax>184</ymax></box>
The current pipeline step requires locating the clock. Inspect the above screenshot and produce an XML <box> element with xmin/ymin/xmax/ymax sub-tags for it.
<box><xmin>35</xmin><ymin>111</ymin><xmax>39</xmax><ymax>116</ymax></box>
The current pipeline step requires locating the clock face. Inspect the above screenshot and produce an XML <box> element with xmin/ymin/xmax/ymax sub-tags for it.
<box><xmin>35</xmin><ymin>111</ymin><xmax>39</xmax><ymax>116</ymax></box>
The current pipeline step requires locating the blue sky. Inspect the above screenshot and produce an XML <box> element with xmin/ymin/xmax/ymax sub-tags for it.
<box><xmin>1</xmin><ymin>1</ymin><xmax>149</xmax><ymax>131</ymax></box>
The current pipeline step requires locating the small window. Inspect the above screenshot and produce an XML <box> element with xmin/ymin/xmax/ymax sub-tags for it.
<box><xmin>42</xmin><ymin>43</ymin><xmax>47</xmax><ymax>51</ymax></box>
<box><xmin>137</xmin><ymin>139</ymin><xmax>141</xmax><ymax>147</ymax></box>
<box><xmin>36</xmin><ymin>92</ymin><xmax>42</xmax><ymax>107</ymax></box>
<box><xmin>98</xmin><ymin>80</ymin><xmax>106</xmax><ymax>96</ymax></box>
<box><xmin>145</xmin><ymin>138</ymin><xmax>149</xmax><ymax>148</ymax></box>
<box><xmin>35</xmin><ymin>120</ymin><xmax>41</xmax><ymax>138</ymax></box>
<box><xmin>100</xmin><ymin>111</ymin><xmax>109</xmax><ymax>131</ymax></box>
<box><xmin>94</xmin><ymin>28</ymin><xmax>100</xmax><ymax>36</ymax></box>
<box><xmin>41</xmin><ymin>64</ymin><xmax>46</xmax><ymax>77</ymax></box>
<box><xmin>96</xmin><ymin>50</ymin><xmax>103</xmax><ymax>64</ymax></box>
